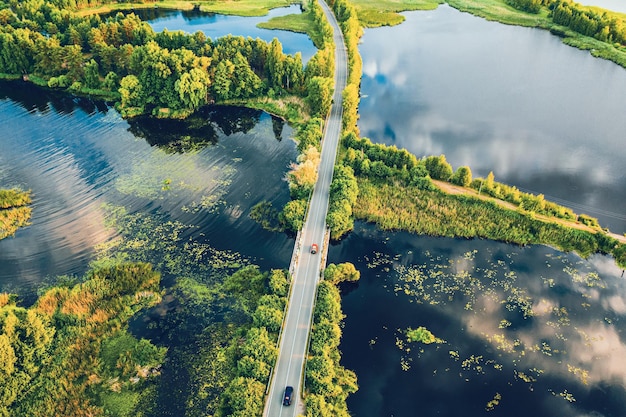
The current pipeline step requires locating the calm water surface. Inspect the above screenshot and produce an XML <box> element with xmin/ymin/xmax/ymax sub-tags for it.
<box><xmin>345</xmin><ymin>6</ymin><xmax>626</xmax><ymax>416</ymax></box>
<box><xmin>358</xmin><ymin>5</ymin><xmax>626</xmax><ymax>233</ymax></box>
<box><xmin>331</xmin><ymin>223</ymin><xmax>626</xmax><ymax>417</ymax></box>
<box><xmin>0</xmin><ymin>81</ymin><xmax>296</xmax><ymax>300</ymax></box>
<box><xmin>121</xmin><ymin>5</ymin><xmax>317</xmax><ymax>62</ymax></box>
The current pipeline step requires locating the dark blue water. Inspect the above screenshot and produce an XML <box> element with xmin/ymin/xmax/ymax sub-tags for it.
<box><xmin>2</xmin><ymin>5</ymin><xmax>625</xmax><ymax>417</ymax></box>
<box><xmin>340</xmin><ymin>6</ymin><xmax>626</xmax><ymax>416</ymax></box>
<box><xmin>331</xmin><ymin>223</ymin><xmax>626</xmax><ymax>417</ymax></box>
<box><xmin>0</xmin><ymin>80</ymin><xmax>296</xmax><ymax>300</ymax></box>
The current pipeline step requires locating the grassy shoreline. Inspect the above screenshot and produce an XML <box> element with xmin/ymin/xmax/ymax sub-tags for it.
<box><xmin>75</xmin><ymin>0</ymin><xmax>300</xmax><ymax>17</ymax></box>
<box><xmin>352</xmin><ymin>0</ymin><xmax>626</xmax><ymax>69</ymax></box>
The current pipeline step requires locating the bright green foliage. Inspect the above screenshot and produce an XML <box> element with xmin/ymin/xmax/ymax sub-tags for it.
<box><xmin>0</xmin><ymin>263</ymin><xmax>162</xmax><ymax>417</ymax></box>
<box><xmin>237</xmin><ymin>355</ymin><xmax>271</xmax><ymax>381</ymax></box>
<box><xmin>0</xmin><ymin>1</ymin><xmax>310</xmax><ymax>116</ymax></box>
<box><xmin>240</xmin><ymin>327</ymin><xmax>278</xmax><ymax>365</ymax></box>
<box><xmin>355</xmin><ymin>177</ymin><xmax>626</xmax><ymax>268</ymax></box>
<box><xmin>252</xmin><ymin>295</ymin><xmax>285</xmax><ymax>332</ymax></box>
<box><xmin>222</xmin><ymin>377</ymin><xmax>266</xmax><ymax>417</ymax></box>
<box><xmin>103</xmin><ymin>70</ymin><xmax>118</xmax><ymax>91</ymax></box>
<box><xmin>313</xmin><ymin>281</ymin><xmax>344</xmax><ymax>328</ymax></box>
<box><xmin>175</xmin><ymin>67</ymin><xmax>210</xmax><ymax>110</ymax></box>
<box><xmin>305</xmin><ymin>47</ymin><xmax>335</xmax><ymax>79</ymax></box>
<box><xmin>0</xmin><ymin>189</ymin><xmax>32</xmax><ymax>240</ymax></box>
<box><xmin>119</xmin><ymin>74</ymin><xmax>143</xmax><ymax>112</ymax></box>
<box><xmin>471</xmin><ymin>172</ymin><xmax>582</xmax><ymax>222</ymax></box>
<box><xmin>268</xmin><ymin>269</ymin><xmax>290</xmax><ymax>297</ymax></box>
<box><xmin>423</xmin><ymin>154</ymin><xmax>454</xmax><ymax>181</ymax></box>
<box><xmin>223</xmin><ymin>266</ymin><xmax>268</xmax><ymax>315</ymax></box>
<box><xmin>295</xmin><ymin>118</ymin><xmax>323</xmax><ymax>153</ymax></box>
<box><xmin>326</xmin><ymin>165</ymin><xmax>359</xmax><ymax>239</ymax></box>
<box><xmin>341</xmin><ymin>133</ymin><xmax>435</xmax><ymax>189</ymax></box>
<box><xmin>306</xmin><ymin>280</ymin><xmax>358</xmax><ymax>414</ymax></box>
<box><xmin>310</xmin><ymin>320</ymin><xmax>342</xmax><ymax>355</ymax></box>
<box><xmin>287</xmin><ymin>145</ymin><xmax>321</xmax><ymax>199</ymax></box>
<box><xmin>83</xmin><ymin>58</ymin><xmax>100</xmax><ymax>88</ymax></box>
<box><xmin>577</xmin><ymin>213</ymin><xmax>600</xmax><ymax>228</ymax></box>
<box><xmin>506</xmin><ymin>0</ymin><xmax>543</xmax><ymax>13</ymax></box>
<box><xmin>341</xmin><ymin>83</ymin><xmax>360</xmax><ymax>134</ymax></box>
<box><xmin>406</xmin><ymin>326</ymin><xmax>441</xmax><ymax>344</ymax></box>
<box><xmin>450</xmin><ymin>165</ymin><xmax>472</xmax><ymax>187</ymax></box>
<box><xmin>324</xmin><ymin>262</ymin><xmax>360</xmax><ymax>284</ymax></box>
<box><xmin>280</xmin><ymin>198</ymin><xmax>308</xmax><ymax>232</ymax></box>
<box><xmin>307</xmin><ymin>76</ymin><xmax>334</xmax><ymax>117</ymax></box>
<box><xmin>551</xmin><ymin>0</ymin><xmax>626</xmax><ymax>45</ymax></box>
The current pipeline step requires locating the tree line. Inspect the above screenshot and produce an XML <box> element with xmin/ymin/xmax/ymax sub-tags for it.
<box><xmin>331</xmin><ymin>129</ymin><xmax>626</xmax><ymax>268</ymax></box>
<box><xmin>0</xmin><ymin>0</ymin><xmax>338</xmax><ymax>118</ymax></box>
<box><xmin>505</xmin><ymin>0</ymin><xmax>626</xmax><ymax>45</ymax></box>
<box><xmin>305</xmin><ymin>269</ymin><xmax>359</xmax><ymax>417</ymax></box>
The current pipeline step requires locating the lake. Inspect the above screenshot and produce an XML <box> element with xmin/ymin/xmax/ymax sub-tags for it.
<box><xmin>330</xmin><ymin>222</ymin><xmax>626</xmax><ymax>417</ymax></box>
<box><xmin>358</xmin><ymin>4</ymin><xmax>626</xmax><ymax>234</ymax></box>
<box><xmin>342</xmin><ymin>5</ymin><xmax>626</xmax><ymax>417</ymax></box>
<box><xmin>580</xmin><ymin>0</ymin><xmax>626</xmax><ymax>13</ymax></box>
<box><xmin>0</xmin><ymin>5</ymin><xmax>319</xmax><ymax>299</ymax></box>
<box><xmin>0</xmin><ymin>80</ymin><xmax>297</xmax><ymax>301</ymax></box>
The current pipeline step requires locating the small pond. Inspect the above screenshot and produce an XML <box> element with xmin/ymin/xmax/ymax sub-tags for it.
<box><xmin>108</xmin><ymin>4</ymin><xmax>317</xmax><ymax>62</ymax></box>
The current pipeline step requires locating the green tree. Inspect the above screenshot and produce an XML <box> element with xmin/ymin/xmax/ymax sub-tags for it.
<box><xmin>237</xmin><ymin>355</ymin><xmax>271</xmax><ymax>381</ymax></box>
<box><xmin>103</xmin><ymin>71</ymin><xmax>118</xmax><ymax>91</ymax></box>
<box><xmin>307</xmin><ymin>76</ymin><xmax>334</xmax><ymax>117</ymax></box>
<box><xmin>341</xmin><ymin>83</ymin><xmax>359</xmax><ymax>132</ymax></box>
<box><xmin>423</xmin><ymin>155</ymin><xmax>453</xmax><ymax>181</ymax></box>
<box><xmin>175</xmin><ymin>68</ymin><xmax>210</xmax><ymax>110</ymax></box>
<box><xmin>83</xmin><ymin>58</ymin><xmax>100</xmax><ymax>89</ymax></box>
<box><xmin>268</xmin><ymin>269</ymin><xmax>289</xmax><ymax>297</ymax></box>
<box><xmin>323</xmin><ymin>263</ymin><xmax>360</xmax><ymax>284</ymax></box>
<box><xmin>280</xmin><ymin>198</ymin><xmax>307</xmax><ymax>232</ymax></box>
<box><xmin>450</xmin><ymin>166</ymin><xmax>472</xmax><ymax>187</ymax></box>
<box><xmin>213</xmin><ymin>59</ymin><xmax>235</xmax><ymax>101</ymax></box>
<box><xmin>240</xmin><ymin>327</ymin><xmax>277</xmax><ymax>366</ymax></box>
<box><xmin>119</xmin><ymin>74</ymin><xmax>143</xmax><ymax>111</ymax></box>
<box><xmin>222</xmin><ymin>377</ymin><xmax>265</xmax><ymax>417</ymax></box>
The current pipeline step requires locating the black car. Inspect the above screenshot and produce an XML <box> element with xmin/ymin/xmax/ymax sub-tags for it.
<box><xmin>283</xmin><ymin>386</ymin><xmax>294</xmax><ymax>406</ymax></box>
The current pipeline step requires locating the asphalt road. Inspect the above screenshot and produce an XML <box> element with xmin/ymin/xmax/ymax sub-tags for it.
<box><xmin>263</xmin><ymin>1</ymin><xmax>348</xmax><ymax>416</ymax></box>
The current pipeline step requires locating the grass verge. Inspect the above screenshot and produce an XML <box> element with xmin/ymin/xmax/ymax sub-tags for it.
<box><xmin>351</xmin><ymin>0</ymin><xmax>442</xmax><ymax>26</ymax></box>
<box><xmin>353</xmin><ymin>177</ymin><xmax>626</xmax><ymax>267</ymax></box>
<box><xmin>258</xmin><ymin>9</ymin><xmax>325</xmax><ymax>47</ymax></box>
<box><xmin>76</xmin><ymin>0</ymin><xmax>300</xmax><ymax>17</ymax></box>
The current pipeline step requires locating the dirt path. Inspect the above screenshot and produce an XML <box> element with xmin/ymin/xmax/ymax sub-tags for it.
<box><xmin>433</xmin><ymin>180</ymin><xmax>626</xmax><ymax>244</ymax></box>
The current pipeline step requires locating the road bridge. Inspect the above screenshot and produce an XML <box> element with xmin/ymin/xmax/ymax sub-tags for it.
<box><xmin>263</xmin><ymin>1</ymin><xmax>348</xmax><ymax>416</ymax></box>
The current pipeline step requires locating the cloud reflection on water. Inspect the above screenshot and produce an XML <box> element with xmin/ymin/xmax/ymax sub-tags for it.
<box><xmin>358</xmin><ymin>5</ymin><xmax>626</xmax><ymax>232</ymax></box>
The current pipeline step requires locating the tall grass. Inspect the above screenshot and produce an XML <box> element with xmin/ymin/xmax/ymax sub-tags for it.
<box><xmin>354</xmin><ymin>177</ymin><xmax>626</xmax><ymax>267</ymax></box>
<box><xmin>0</xmin><ymin>188</ymin><xmax>32</xmax><ymax>239</ymax></box>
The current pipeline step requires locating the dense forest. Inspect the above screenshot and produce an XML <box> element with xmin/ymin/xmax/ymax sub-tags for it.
<box><xmin>0</xmin><ymin>263</ymin><xmax>164</xmax><ymax>417</ymax></box>
<box><xmin>0</xmin><ymin>0</ymin><xmax>335</xmax><ymax>118</ymax></box>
